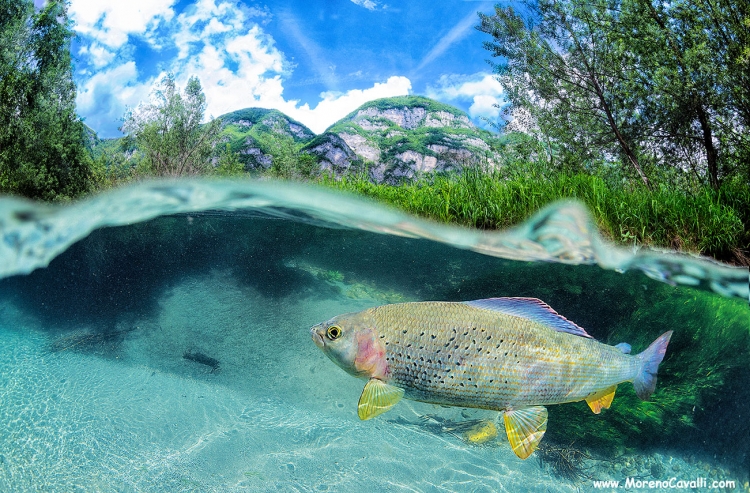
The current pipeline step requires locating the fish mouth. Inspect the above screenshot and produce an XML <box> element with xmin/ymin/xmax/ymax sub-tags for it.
<box><xmin>310</xmin><ymin>325</ymin><xmax>325</xmax><ymax>348</ymax></box>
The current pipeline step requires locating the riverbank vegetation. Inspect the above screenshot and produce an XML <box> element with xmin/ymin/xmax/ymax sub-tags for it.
<box><xmin>322</xmin><ymin>166</ymin><xmax>749</xmax><ymax>264</ymax></box>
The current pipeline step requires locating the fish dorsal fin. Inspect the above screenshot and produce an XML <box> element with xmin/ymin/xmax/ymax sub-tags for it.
<box><xmin>585</xmin><ymin>385</ymin><xmax>617</xmax><ymax>414</ymax></box>
<box><xmin>503</xmin><ymin>406</ymin><xmax>548</xmax><ymax>459</ymax></box>
<box><xmin>357</xmin><ymin>378</ymin><xmax>404</xmax><ymax>420</ymax></box>
<box><xmin>465</xmin><ymin>297</ymin><xmax>593</xmax><ymax>339</ymax></box>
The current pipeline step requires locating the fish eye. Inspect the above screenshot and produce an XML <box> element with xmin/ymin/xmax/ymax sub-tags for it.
<box><xmin>327</xmin><ymin>325</ymin><xmax>342</xmax><ymax>340</ymax></box>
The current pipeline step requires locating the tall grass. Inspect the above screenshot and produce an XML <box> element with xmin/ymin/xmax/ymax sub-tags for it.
<box><xmin>318</xmin><ymin>168</ymin><xmax>747</xmax><ymax>263</ymax></box>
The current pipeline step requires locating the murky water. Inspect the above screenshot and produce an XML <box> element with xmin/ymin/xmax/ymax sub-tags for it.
<box><xmin>0</xmin><ymin>179</ymin><xmax>747</xmax><ymax>491</ymax></box>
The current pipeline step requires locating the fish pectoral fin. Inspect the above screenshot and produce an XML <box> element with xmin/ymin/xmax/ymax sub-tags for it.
<box><xmin>357</xmin><ymin>378</ymin><xmax>404</xmax><ymax>420</ymax></box>
<box><xmin>585</xmin><ymin>385</ymin><xmax>617</xmax><ymax>414</ymax></box>
<box><xmin>503</xmin><ymin>406</ymin><xmax>548</xmax><ymax>460</ymax></box>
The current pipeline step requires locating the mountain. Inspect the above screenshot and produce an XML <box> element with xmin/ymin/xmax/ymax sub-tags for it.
<box><xmin>85</xmin><ymin>96</ymin><xmax>503</xmax><ymax>182</ymax></box>
<box><xmin>301</xmin><ymin>96</ymin><xmax>504</xmax><ymax>183</ymax></box>
<box><xmin>217</xmin><ymin>108</ymin><xmax>315</xmax><ymax>169</ymax></box>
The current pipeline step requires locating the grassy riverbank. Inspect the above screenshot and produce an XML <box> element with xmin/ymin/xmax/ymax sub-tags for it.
<box><xmin>317</xmin><ymin>168</ymin><xmax>750</xmax><ymax>265</ymax></box>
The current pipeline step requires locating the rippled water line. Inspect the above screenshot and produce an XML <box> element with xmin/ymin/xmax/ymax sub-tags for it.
<box><xmin>0</xmin><ymin>178</ymin><xmax>746</xmax><ymax>301</ymax></box>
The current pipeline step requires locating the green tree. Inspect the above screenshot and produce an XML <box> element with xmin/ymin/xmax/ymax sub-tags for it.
<box><xmin>478</xmin><ymin>0</ymin><xmax>750</xmax><ymax>189</ymax></box>
<box><xmin>258</xmin><ymin>130</ymin><xmax>319</xmax><ymax>180</ymax></box>
<box><xmin>214</xmin><ymin>144</ymin><xmax>246</xmax><ymax>177</ymax></box>
<box><xmin>479</xmin><ymin>0</ymin><xmax>652</xmax><ymax>188</ymax></box>
<box><xmin>0</xmin><ymin>0</ymin><xmax>93</xmax><ymax>200</ymax></box>
<box><xmin>122</xmin><ymin>74</ymin><xmax>221</xmax><ymax>177</ymax></box>
<box><xmin>620</xmin><ymin>0</ymin><xmax>748</xmax><ymax>189</ymax></box>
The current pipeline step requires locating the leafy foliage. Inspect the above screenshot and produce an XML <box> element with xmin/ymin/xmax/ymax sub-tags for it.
<box><xmin>213</xmin><ymin>144</ymin><xmax>246</xmax><ymax>177</ymax></box>
<box><xmin>477</xmin><ymin>0</ymin><xmax>750</xmax><ymax>190</ymax></box>
<box><xmin>121</xmin><ymin>74</ymin><xmax>221</xmax><ymax>177</ymax></box>
<box><xmin>548</xmin><ymin>287</ymin><xmax>749</xmax><ymax>456</ymax></box>
<box><xmin>0</xmin><ymin>0</ymin><xmax>93</xmax><ymax>200</ymax></box>
<box><xmin>263</xmin><ymin>133</ymin><xmax>318</xmax><ymax>179</ymax></box>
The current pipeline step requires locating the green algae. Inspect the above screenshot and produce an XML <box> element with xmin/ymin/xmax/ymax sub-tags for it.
<box><xmin>545</xmin><ymin>284</ymin><xmax>749</xmax><ymax>462</ymax></box>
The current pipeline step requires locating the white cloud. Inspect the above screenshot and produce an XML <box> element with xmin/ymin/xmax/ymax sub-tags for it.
<box><xmin>279</xmin><ymin>76</ymin><xmax>412</xmax><ymax>133</ymax></box>
<box><xmin>171</xmin><ymin>13</ymin><xmax>410</xmax><ymax>133</ymax></box>
<box><xmin>70</xmin><ymin>0</ymin><xmax>175</xmax><ymax>48</ymax></box>
<box><xmin>426</xmin><ymin>73</ymin><xmax>504</xmax><ymax>120</ymax></box>
<box><xmin>72</xmin><ymin>0</ymin><xmax>411</xmax><ymax>137</ymax></box>
<box><xmin>77</xmin><ymin>43</ymin><xmax>114</xmax><ymax>69</ymax></box>
<box><xmin>350</xmin><ymin>0</ymin><xmax>378</xmax><ymax>10</ymax></box>
<box><xmin>469</xmin><ymin>94</ymin><xmax>501</xmax><ymax>119</ymax></box>
<box><xmin>166</xmin><ymin>2</ymin><xmax>289</xmax><ymax>120</ymax></box>
<box><xmin>76</xmin><ymin>62</ymin><xmax>153</xmax><ymax>132</ymax></box>
<box><xmin>202</xmin><ymin>18</ymin><xmax>232</xmax><ymax>37</ymax></box>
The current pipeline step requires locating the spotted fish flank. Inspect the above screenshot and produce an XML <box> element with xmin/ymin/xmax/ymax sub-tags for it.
<box><xmin>310</xmin><ymin>297</ymin><xmax>672</xmax><ymax>459</ymax></box>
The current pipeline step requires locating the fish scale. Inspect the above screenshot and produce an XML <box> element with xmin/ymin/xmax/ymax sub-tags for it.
<box><xmin>368</xmin><ymin>302</ymin><xmax>639</xmax><ymax>410</ymax></box>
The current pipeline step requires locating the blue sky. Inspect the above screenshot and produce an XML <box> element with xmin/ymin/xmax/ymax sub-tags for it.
<box><xmin>68</xmin><ymin>0</ymin><xmax>504</xmax><ymax>137</ymax></box>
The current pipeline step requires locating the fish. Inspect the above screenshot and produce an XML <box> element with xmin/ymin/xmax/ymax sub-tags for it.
<box><xmin>310</xmin><ymin>297</ymin><xmax>672</xmax><ymax>459</ymax></box>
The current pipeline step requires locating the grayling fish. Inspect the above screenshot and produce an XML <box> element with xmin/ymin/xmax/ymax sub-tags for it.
<box><xmin>310</xmin><ymin>297</ymin><xmax>672</xmax><ymax>459</ymax></box>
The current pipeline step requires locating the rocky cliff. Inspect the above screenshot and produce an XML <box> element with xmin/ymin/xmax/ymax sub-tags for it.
<box><xmin>87</xmin><ymin>96</ymin><xmax>503</xmax><ymax>181</ymax></box>
<box><xmin>218</xmin><ymin>108</ymin><xmax>315</xmax><ymax>169</ymax></box>
<box><xmin>301</xmin><ymin>96</ymin><xmax>503</xmax><ymax>183</ymax></box>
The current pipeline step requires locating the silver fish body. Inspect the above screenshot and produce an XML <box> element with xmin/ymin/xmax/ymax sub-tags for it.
<box><xmin>311</xmin><ymin>298</ymin><xmax>672</xmax><ymax>458</ymax></box>
<box><xmin>360</xmin><ymin>302</ymin><xmax>642</xmax><ymax>409</ymax></box>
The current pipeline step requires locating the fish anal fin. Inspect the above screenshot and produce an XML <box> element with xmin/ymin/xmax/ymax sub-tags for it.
<box><xmin>503</xmin><ymin>406</ymin><xmax>548</xmax><ymax>459</ymax></box>
<box><xmin>357</xmin><ymin>378</ymin><xmax>404</xmax><ymax>420</ymax></box>
<box><xmin>585</xmin><ymin>385</ymin><xmax>617</xmax><ymax>414</ymax></box>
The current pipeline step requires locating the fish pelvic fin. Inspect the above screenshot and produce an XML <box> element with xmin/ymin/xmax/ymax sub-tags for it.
<box><xmin>357</xmin><ymin>378</ymin><xmax>404</xmax><ymax>420</ymax></box>
<box><xmin>633</xmin><ymin>331</ymin><xmax>673</xmax><ymax>400</ymax></box>
<box><xmin>503</xmin><ymin>406</ymin><xmax>548</xmax><ymax>460</ymax></box>
<box><xmin>585</xmin><ymin>385</ymin><xmax>617</xmax><ymax>414</ymax></box>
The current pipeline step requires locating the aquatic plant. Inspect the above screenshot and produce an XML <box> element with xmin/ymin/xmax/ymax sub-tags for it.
<box><xmin>545</xmin><ymin>286</ymin><xmax>750</xmax><ymax>462</ymax></box>
<box><xmin>537</xmin><ymin>441</ymin><xmax>594</xmax><ymax>481</ymax></box>
<box><xmin>316</xmin><ymin>269</ymin><xmax>344</xmax><ymax>283</ymax></box>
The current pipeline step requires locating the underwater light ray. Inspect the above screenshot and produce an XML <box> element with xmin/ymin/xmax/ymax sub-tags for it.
<box><xmin>0</xmin><ymin>179</ymin><xmax>746</xmax><ymax>301</ymax></box>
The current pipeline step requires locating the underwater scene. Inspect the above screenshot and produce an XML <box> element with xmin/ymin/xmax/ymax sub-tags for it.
<box><xmin>0</xmin><ymin>180</ymin><xmax>748</xmax><ymax>492</ymax></box>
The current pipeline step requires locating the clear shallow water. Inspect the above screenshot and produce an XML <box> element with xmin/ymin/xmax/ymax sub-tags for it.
<box><xmin>0</xmin><ymin>179</ymin><xmax>748</xmax><ymax>492</ymax></box>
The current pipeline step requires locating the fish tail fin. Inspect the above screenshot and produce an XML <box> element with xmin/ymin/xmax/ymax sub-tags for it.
<box><xmin>633</xmin><ymin>331</ymin><xmax>673</xmax><ymax>400</ymax></box>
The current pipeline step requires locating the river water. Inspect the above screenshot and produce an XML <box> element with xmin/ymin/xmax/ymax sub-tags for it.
<box><xmin>0</xmin><ymin>179</ymin><xmax>747</xmax><ymax>491</ymax></box>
